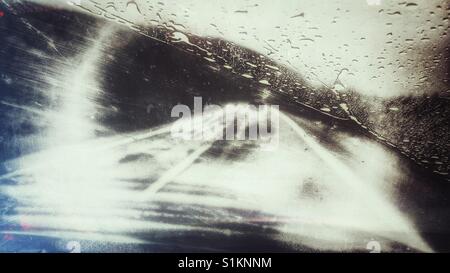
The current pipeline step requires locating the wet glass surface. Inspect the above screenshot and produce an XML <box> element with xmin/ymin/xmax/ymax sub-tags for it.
<box><xmin>0</xmin><ymin>0</ymin><xmax>449</xmax><ymax>252</ymax></box>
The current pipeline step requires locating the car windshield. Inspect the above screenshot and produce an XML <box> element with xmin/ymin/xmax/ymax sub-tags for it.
<box><xmin>0</xmin><ymin>0</ymin><xmax>449</xmax><ymax>253</ymax></box>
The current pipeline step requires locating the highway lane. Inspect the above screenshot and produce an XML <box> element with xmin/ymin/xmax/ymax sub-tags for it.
<box><xmin>0</xmin><ymin>104</ymin><xmax>435</xmax><ymax>252</ymax></box>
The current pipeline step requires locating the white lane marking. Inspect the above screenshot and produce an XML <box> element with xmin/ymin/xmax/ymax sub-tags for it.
<box><xmin>139</xmin><ymin>143</ymin><xmax>212</xmax><ymax>200</ymax></box>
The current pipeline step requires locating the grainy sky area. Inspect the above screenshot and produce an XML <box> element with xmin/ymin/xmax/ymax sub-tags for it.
<box><xmin>53</xmin><ymin>0</ymin><xmax>450</xmax><ymax>97</ymax></box>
